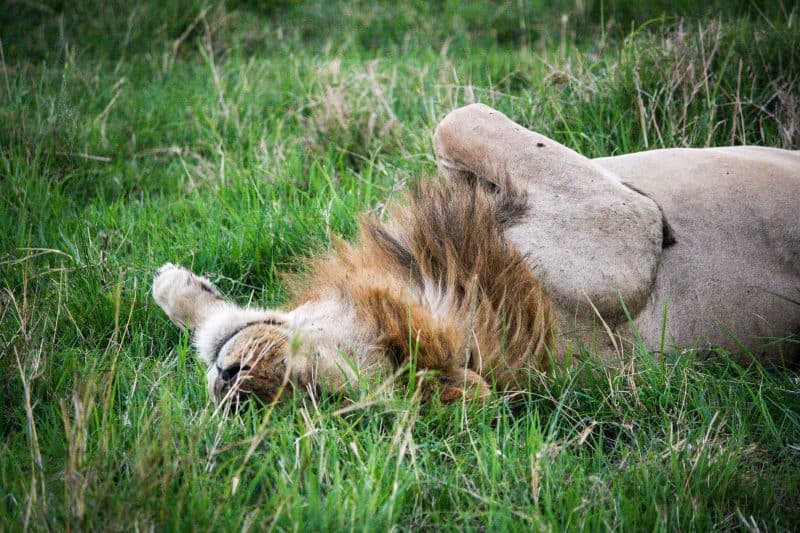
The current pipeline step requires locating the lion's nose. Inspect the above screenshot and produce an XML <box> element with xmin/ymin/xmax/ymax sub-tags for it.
<box><xmin>214</xmin><ymin>363</ymin><xmax>253</xmax><ymax>401</ymax></box>
<box><xmin>219</xmin><ymin>363</ymin><xmax>241</xmax><ymax>382</ymax></box>
<box><xmin>216</xmin><ymin>363</ymin><xmax>252</xmax><ymax>384</ymax></box>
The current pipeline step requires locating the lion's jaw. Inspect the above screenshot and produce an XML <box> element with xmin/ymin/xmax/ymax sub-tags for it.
<box><xmin>192</xmin><ymin>307</ymin><xmax>294</xmax><ymax>404</ymax></box>
<box><xmin>194</xmin><ymin>295</ymin><xmax>370</xmax><ymax>405</ymax></box>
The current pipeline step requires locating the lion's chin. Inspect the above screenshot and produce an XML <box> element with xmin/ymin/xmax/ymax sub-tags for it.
<box><xmin>214</xmin><ymin>376</ymin><xmax>294</xmax><ymax>410</ymax></box>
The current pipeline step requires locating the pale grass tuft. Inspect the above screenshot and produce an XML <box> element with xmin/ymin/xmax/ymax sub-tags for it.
<box><xmin>60</xmin><ymin>387</ymin><xmax>96</xmax><ymax>524</ymax></box>
<box><xmin>303</xmin><ymin>59</ymin><xmax>405</xmax><ymax>163</ymax></box>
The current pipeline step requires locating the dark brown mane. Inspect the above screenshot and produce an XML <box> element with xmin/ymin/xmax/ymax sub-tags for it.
<box><xmin>290</xmin><ymin>175</ymin><xmax>556</xmax><ymax>391</ymax></box>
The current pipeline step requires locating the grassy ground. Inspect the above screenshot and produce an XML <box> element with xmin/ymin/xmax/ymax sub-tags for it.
<box><xmin>2</xmin><ymin>0</ymin><xmax>799</xmax><ymax>530</ymax></box>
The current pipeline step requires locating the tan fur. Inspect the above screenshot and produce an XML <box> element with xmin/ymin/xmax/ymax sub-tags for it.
<box><xmin>214</xmin><ymin>324</ymin><xmax>291</xmax><ymax>403</ymax></box>
<box><xmin>434</xmin><ymin>104</ymin><xmax>800</xmax><ymax>364</ymax></box>
<box><xmin>293</xmin><ymin>177</ymin><xmax>556</xmax><ymax>389</ymax></box>
<box><xmin>154</xmin><ymin>103</ymin><xmax>799</xmax><ymax>407</ymax></box>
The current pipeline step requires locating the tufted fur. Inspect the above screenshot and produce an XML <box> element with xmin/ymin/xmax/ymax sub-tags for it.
<box><xmin>153</xmin><ymin>175</ymin><xmax>556</xmax><ymax>404</ymax></box>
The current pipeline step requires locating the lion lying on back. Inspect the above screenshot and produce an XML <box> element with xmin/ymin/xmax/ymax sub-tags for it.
<box><xmin>153</xmin><ymin>104</ymin><xmax>800</xmax><ymax>405</ymax></box>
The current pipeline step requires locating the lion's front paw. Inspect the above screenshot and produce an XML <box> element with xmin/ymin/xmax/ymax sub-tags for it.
<box><xmin>152</xmin><ymin>263</ymin><xmax>222</xmax><ymax>329</ymax></box>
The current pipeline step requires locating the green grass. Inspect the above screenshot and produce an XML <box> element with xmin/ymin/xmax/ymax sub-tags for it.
<box><xmin>2</xmin><ymin>0</ymin><xmax>799</xmax><ymax>530</ymax></box>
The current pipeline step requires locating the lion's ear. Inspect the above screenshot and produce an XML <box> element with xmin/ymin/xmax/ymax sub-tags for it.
<box><xmin>423</xmin><ymin>368</ymin><xmax>490</xmax><ymax>403</ymax></box>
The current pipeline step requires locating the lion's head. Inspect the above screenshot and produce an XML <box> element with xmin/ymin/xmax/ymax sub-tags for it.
<box><xmin>208</xmin><ymin>319</ymin><xmax>296</xmax><ymax>406</ymax></box>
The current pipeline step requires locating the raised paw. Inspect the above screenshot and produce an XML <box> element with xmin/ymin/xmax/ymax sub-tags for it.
<box><xmin>152</xmin><ymin>263</ymin><xmax>223</xmax><ymax>329</ymax></box>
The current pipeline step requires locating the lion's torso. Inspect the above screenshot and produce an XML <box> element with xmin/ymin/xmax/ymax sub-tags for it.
<box><xmin>595</xmin><ymin>146</ymin><xmax>800</xmax><ymax>363</ymax></box>
<box><xmin>289</xmin><ymin>146</ymin><xmax>800</xmax><ymax>391</ymax></box>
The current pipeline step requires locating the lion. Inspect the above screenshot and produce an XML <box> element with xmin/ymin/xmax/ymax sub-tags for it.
<box><xmin>153</xmin><ymin>104</ymin><xmax>800</xmax><ymax>405</ymax></box>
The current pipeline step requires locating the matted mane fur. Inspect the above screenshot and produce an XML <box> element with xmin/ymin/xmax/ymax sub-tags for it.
<box><xmin>290</xmin><ymin>175</ymin><xmax>557</xmax><ymax>391</ymax></box>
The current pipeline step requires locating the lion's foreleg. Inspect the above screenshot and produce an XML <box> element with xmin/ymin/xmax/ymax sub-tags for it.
<box><xmin>152</xmin><ymin>263</ymin><xmax>229</xmax><ymax>330</ymax></box>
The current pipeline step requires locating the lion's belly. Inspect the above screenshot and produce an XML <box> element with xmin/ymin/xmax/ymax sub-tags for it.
<box><xmin>595</xmin><ymin>147</ymin><xmax>800</xmax><ymax>363</ymax></box>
